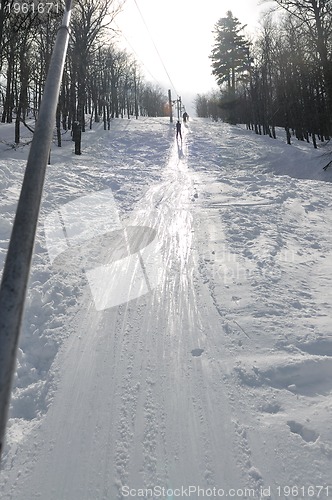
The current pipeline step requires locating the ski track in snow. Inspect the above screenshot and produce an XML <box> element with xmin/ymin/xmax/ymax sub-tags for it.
<box><xmin>0</xmin><ymin>118</ymin><xmax>332</xmax><ymax>499</ymax></box>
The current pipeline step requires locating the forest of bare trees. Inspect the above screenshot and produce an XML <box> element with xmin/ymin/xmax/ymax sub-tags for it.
<box><xmin>0</xmin><ymin>0</ymin><xmax>168</xmax><ymax>144</ymax></box>
<box><xmin>197</xmin><ymin>0</ymin><xmax>332</xmax><ymax>148</ymax></box>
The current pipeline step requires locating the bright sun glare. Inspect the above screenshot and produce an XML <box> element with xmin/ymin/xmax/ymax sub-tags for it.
<box><xmin>115</xmin><ymin>0</ymin><xmax>265</xmax><ymax>109</ymax></box>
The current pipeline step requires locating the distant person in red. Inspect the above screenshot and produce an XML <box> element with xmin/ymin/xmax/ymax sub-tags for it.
<box><xmin>176</xmin><ymin>120</ymin><xmax>182</xmax><ymax>141</ymax></box>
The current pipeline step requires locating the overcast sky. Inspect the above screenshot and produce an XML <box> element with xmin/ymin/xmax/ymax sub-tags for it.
<box><xmin>114</xmin><ymin>0</ymin><xmax>270</xmax><ymax>111</ymax></box>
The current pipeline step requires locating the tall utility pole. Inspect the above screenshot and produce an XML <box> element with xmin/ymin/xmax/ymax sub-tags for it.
<box><xmin>177</xmin><ymin>96</ymin><xmax>182</xmax><ymax>120</ymax></box>
<box><xmin>168</xmin><ymin>89</ymin><xmax>173</xmax><ymax>123</ymax></box>
<box><xmin>0</xmin><ymin>0</ymin><xmax>74</xmax><ymax>461</ymax></box>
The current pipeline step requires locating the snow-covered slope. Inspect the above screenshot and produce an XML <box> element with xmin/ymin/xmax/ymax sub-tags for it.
<box><xmin>0</xmin><ymin>118</ymin><xmax>332</xmax><ymax>499</ymax></box>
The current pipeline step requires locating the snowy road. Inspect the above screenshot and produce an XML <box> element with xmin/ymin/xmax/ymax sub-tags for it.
<box><xmin>1</xmin><ymin>118</ymin><xmax>332</xmax><ymax>499</ymax></box>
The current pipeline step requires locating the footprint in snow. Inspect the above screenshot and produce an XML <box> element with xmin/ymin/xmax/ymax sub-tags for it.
<box><xmin>260</xmin><ymin>401</ymin><xmax>282</xmax><ymax>414</ymax></box>
<box><xmin>287</xmin><ymin>420</ymin><xmax>319</xmax><ymax>443</ymax></box>
<box><xmin>296</xmin><ymin>338</ymin><xmax>332</xmax><ymax>357</ymax></box>
<box><xmin>191</xmin><ymin>348</ymin><xmax>204</xmax><ymax>357</ymax></box>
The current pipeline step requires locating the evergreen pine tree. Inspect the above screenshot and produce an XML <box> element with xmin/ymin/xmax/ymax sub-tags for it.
<box><xmin>210</xmin><ymin>11</ymin><xmax>249</xmax><ymax>95</ymax></box>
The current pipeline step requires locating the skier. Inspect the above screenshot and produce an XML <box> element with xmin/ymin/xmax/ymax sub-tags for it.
<box><xmin>72</xmin><ymin>120</ymin><xmax>82</xmax><ymax>155</ymax></box>
<box><xmin>176</xmin><ymin>120</ymin><xmax>182</xmax><ymax>142</ymax></box>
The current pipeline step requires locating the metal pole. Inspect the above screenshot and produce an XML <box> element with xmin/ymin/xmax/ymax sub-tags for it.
<box><xmin>177</xmin><ymin>96</ymin><xmax>181</xmax><ymax>121</ymax></box>
<box><xmin>168</xmin><ymin>89</ymin><xmax>173</xmax><ymax>123</ymax></box>
<box><xmin>0</xmin><ymin>0</ymin><xmax>73</xmax><ymax>461</ymax></box>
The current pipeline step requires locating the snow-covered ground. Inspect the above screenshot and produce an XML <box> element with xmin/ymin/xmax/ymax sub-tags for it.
<box><xmin>0</xmin><ymin>117</ymin><xmax>332</xmax><ymax>499</ymax></box>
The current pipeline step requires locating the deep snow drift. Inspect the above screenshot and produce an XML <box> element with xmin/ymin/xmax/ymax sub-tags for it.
<box><xmin>0</xmin><ymin>117</ymin><xmax>332</xmax><ymax>499</ymax></box>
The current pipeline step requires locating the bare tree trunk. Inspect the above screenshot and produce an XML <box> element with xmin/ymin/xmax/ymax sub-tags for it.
<box><xmin>56</xmin><ymin>103</ymin><xmax>61</xmax><ymax>147</ymax></box>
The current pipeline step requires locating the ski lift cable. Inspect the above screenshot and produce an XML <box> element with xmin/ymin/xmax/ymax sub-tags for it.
<box><xmin>132</xmin><ymin>0</ymin><xmax>179</xmax><ymax>98</ymax></box>
<box><xmin>113</xmin><ymin>21</ymin><xmax>163</xmax><ymax>88</ymax></box>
